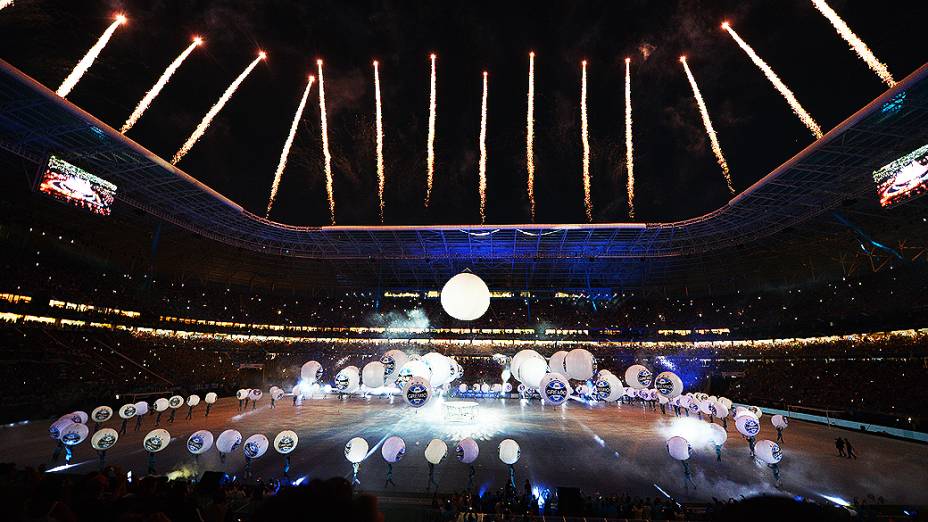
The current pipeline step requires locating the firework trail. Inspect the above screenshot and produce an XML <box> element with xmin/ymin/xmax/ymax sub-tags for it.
<box><xmin>624</xmin><ymin>58</ymin><xmax>635</xmax><ymax>219</ymax></box>
<box><xmin>317</xmin><ymin>59</ymin><xmax>336</xmax><ymax>225</ymax></box>
<box><xmin>57</xmin><ymin>14</ymin><xmax>127</xmax><ymax>98</ymax></box>
<box><xmin>680</xmin><ymin>56</ymin><xmax>735</xmax><ymax>194</ymax></box>
<box><xmin>374</xmin><ymin>61</ymin><xmax>385</xmax><ymax>223</ymax></box>
<box><xmin>723</xmin><ymin>22</ymin><xmax>823</xmax><ymax>139</ymax></box>
<box><xmin>0</xmin><ymin>1</ymin><xmax>15</xmax><ymax>12</ymax></box>
<box><xmin>526</xmin><ymin>52</ymin><xmax>536</xmax><ymax>222</ymax></box>
<box><xmin>580</xmin><ymin>60</ymin><xmax>592</xmax><ymax>222</ymax></box>
<box><xmin>478</xmin><ymin>71</ymin><xmax>489</xmax><ymax>224</ymax></box>
<box><xmin>266</xmin><ymin>75</ymin><xmax>315</xmax><ymax>218</ymax></box>
<box><xmin>811</xmin><ymin>0</ymin><xmax>895</xmax><ymax>87</ymax></box>
<box><xmin>121</xmin><ymin>37</ymin><xmax>202</xmax><ymax>133</ymax></box>
<box><xmin>172</xmin><ymin>52</ymin><xmax>265</xmax><ymax>165</ymax></box>
<box><xmin>425</xmin><ymin>54</ymin><xmax>437</xmax><ymax>207</ymax></box>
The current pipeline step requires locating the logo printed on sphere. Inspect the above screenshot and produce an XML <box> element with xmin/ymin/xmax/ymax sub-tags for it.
<box><xmin>244</xmin><ymin>442</ymin><xmax>262</xmax><ymax>458</ymax></box>
<box><xmin>594</xmin><ymin>379</ymin><xmax>611</xmax><ymax>400</ymax></box>
<box><xmin>277</xmin><ymin>436</ymin><xmax>295</xmax><ymax>452</ymax></box>
<box><xmin>187</xmin><ymin>436</ymin><xmax>204</xmax><ymax>453</ymax></box>
<box><xmin>544</xmin><ymin>379</ymin><xmax>568</xmax><ymax>404</ymax></box>
<box><xmin>637</xmin><ymin>369</ymin><xmax>653</xmax><ymax>387</ymax></box>
<box><xmin>96</xmin><ymin>434</ymin><xmax>116</xmax><ymax>450</ymax></box>
<box><xmin>144</xmin><ymin>437</ymin><xmax>163</xmax><ymax>452</ymax></box>
<box><xmin>406</xmin><ymin>383</ymin><xmax>429</xmax><ymax>406</ymax></box>
<box><xmin>655</xmin><ymin>376</ymin><xmax>673</xmax><ymax>396</ymax></box>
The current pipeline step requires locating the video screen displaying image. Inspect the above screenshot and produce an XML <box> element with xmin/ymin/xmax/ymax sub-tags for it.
<box><xmin>37</xmin><ymin>155</ymin><xmax>117</xmax><ymax>216</ymax></box>
<box><xmin>872</xmin><ymin>143</ymin><xmax>928</xmax><ymax>208</ymax></box>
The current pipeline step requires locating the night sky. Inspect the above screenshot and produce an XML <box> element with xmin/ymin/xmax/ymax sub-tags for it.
<box><xmin>0</xmin><ymin>1</ymin><xmax>924</xmax><ymax>226</ymax></box>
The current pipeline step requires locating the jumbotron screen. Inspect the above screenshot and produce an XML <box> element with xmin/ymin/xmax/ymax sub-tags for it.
<box><xmin>37</xmin><ymin>155</ymin><xmax>116</xmax><ymax>216</ymax></box>
<box><xmin>873</xmin><ymin>143</ymin><xmax>928</xmax><ymax>208</ymax></box>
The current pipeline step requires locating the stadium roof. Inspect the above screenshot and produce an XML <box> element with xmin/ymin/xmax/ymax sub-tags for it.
<box><xmin>1</xmin><ymin>59</ymin><xmax>927</xmax><ymax>292</ymax></box>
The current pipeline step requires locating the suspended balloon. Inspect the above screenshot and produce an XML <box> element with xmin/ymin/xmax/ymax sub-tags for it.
<box><xmin>133</xmin><ymin>401</ymin><xmax>149</xmax><ymax>416</ymax></box>
<box><xmin>498</xmin><ymin>439</ymin><xmax>521</xmax><ymax>465</ymax></box>
<box><xmin>519</xmin><ymin>357</ymin><xmax>548</xmax><ymax>388</ymax></box>
<box><xmin>274</xmin><ymin>431</ymin><xmax>298</xmax><ymax>454</ymax></box>
<box><xmin>63</xmin><ymin>411</ymin><xmax>88</xmax><ymax>424</ymax></box>
<box><xmin>565</xmin><ymin>349</ymin><xmax>596</xmax><ymax>381</ymax></box>
<box><xmin>345</xmin><ymin>437</ymin><xmax>369</xmax><ymax>463</ymax></box>
<box><xmin>335</xmin><ymin>367</ymin><xmax>361</xmax><ymax>393</ymax></box>
<box><xmin>422</xmin><ymin>353</ymin><xmax>454</xmax><ymax>387</ymax></box>
<box><xmin>272</xmin><ymin>388</ymin><xmax>285</xmax><ymax>401</ymax></box>
<box><xmin>772</xmin><ymin>415</ymin><xmax>789</xmax><ymax>430</ymax></box>
<box><xmin>168</xmin><ymin>395</ymin><xmax>185</xmax><ymax>409</ymax></box>
<box><xmin>91</xmin><ymin>406</ymin><xmax>113</xmax><ymax>423</ymax></box>
<box><xmin>187</xmin><ymin>430</ymin><xmax>214</xmax><ymax>455</ymax></box>
<box><xmin>511</xmin><ymin>350</ymin><xmax>544</xmax><ymax>382</ymax></box>
<box><xmin>624</xmin><ymin>365</ymin><xmax>652</xmax><ymax>389</ymax></box>
<box><xmin>548</xmin><ymin>351</ymin><xmax>568</xmax><ymax>375</ymax></box>
<box><xmin>718</xmin><ymin>397</ymin><xmax>733</xmax><ymax>410</ymax></box>
<box><xmin>361</xmin><ymin>361</ymin><xmax>386</xmax><ymax>389</ymax></box>
<box><xmin>654</xmin><ymin>371</ymin><xmax>683</xmax><ymax>398</ymax></box>
<box><xmin>403</xmin><ymin>376</ymin><xmax>433</xmax><ymax>408</ymax></box>
<box><xmin>381</xmin><ymin>436</ymin><xmax>406</xmax><ymax>463</ymax></box>
<box><xmin>754</xmin><ymin>440</ymin><xmax>783</xmax><ymax>464</ymax></box>
<box><xmin>205</xmin><ymin>392</ymin><xmax>218</xmax><ymax>404</ymax></box>
<box><xmin>217</xmin><ymin>429</ymin><xmax>243</xmax><ymax>453</ymax></box>
<box><xmin>380</xmin><ymin>350</ymin><xmax>408</xmax><ymax>380</ymax></box>
<box><xmin>60</xmin><ymin>423</ymin><xmax>89</xmax><ymax>446</ymax></box>
<box><xmin>154</xmin><ymin>398</ymin><xmax>170</xmax><ymax>412</ymax></box>
<box><xmin>736</xmin><ymin>415</ymin><xmax>761</xmax><ymax>438</ymax></box>
<box><xmin>708</xmin><ymin>423</ymin><xmax>728</xmax><ymax>446</ymax></box>
<box><xmin>666</xmin><ymin>436</ymin><xmax>691</xmax><ymax>461</ymax></box>
<box><xmin>458</xmin><ymin>383</ymin><xmax>468</xmax><ymax>393</ymax></box>
<box><xmin>236</xmin><ymin>389</ymin><xmax>249</xmax><ymax>401</ymax></box>
<box><xmin>425</xmin><ymin>438</ymin><xmax>448</xmax><ymax>464</ymax></box>
<box><xmin>49</xmin><ymin>418</ymin><xmax>72</xmax><ymax>440</ymax></box>
<box><xmin>117</xmin><ymin>403</ymin><xmax>137</xmax><ymax>420</ymax></box>
<box><xmin>301</xmin><ymin>361</ymin><xmax>324</xmax><ymax>383</ymax></box>
<box><xmin>748</xmin><ymin>406</ymin><xmax>764</xmax><ymax>419</ymax></box>
<box><xmin>143</xmin><ymin>429</ymin><xmax>171</xmax><ymax>453</ymax></box>
<box><xmin>455</xmin><ymin>438</ymin><xmax>479</xmax><ymax>464</ymax></box>
<box><xmin>440</xmin><ymin>272</ymin><xmax>491</xmax><ymax>321</ymax></box>
<box><xmin>698</xmin><ymin>400</ymin><xmax>713</xmax><ymax>416</ymax></box>
<box><xmin>91</xmin><ymin>428</ymin><xmax>118</xmax><ymax>451</ymax></box>
<box><xmin>395</xmin><ymin>360</ymin><xmax>430</xmax><ymax>389</ymax></box>
<box><xmin>247</xmin><ymin>389</ymin><xmax>263</xmax><ymax>402</ymax></box>
<box><xmin>187</xmin><ymin>395</ymin><xmax>201</xmax><ymax>407</ymax></box>
<box><xmin>594</xmin><ymin>373</ymin><xmax>623</xmax><ymax>402</ymax></box>
<box><xmin>243</xmin><ymin>434</ymin><xmax>269</xmax><ymax>459</ymax></box>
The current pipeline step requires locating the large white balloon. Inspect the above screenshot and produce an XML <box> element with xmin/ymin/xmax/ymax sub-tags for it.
<box><xmin>187</xmin><ymin>395</ymin><xmax>201</xmax><ymax>407</ymax></box>
<box><xmin>624</xmin><ymin>365</ymin><xmax>653</xmax><ymax>389</ymax></box>
<box><xmin>564</xmin><ymin>349</ymin><xmax>596</xmax><ymax>381</ymax></box>
<box><xmin>187</xmin><ymin>430</ymin><xmax>214</xmax><ymax>455</ymax></box>
<box><xmin>143</xmin><ymin>429</ymin><xmax>171</xmax><ymax>453</ymax></box>
<box><xmin>274</xmin><ymin>431</ymin><xmax>298</xmax><ymax>454</ymax></box>
<box><xmin>709</xmin><ymin>400</ymin><xmax>729</xmax><ymax>419</ymax></box>
<box><xmin>771</xmin><ymin>415</ymin><xmax>789</xmax><ymax>430</ymax></box>
<box><xmin>60</xmin><ymin>423</ymin><xmax>89</xmax><ymax>446</ymax></box>
<box><xmin>154</xmin><ymin>398</ymin><xmax>170</xmax><ymax>412</ymax></box>
<box><xmin>538</xmin><ymin>372</ymin><xmax>572</xmax><ymax>405</ymax></box>
<box><xmin>63</xmin><ymin>411</ymin><xmax>88</xmax><ymax>424</ymax></box>
<box><xmin>754</xmin><ymin>440</ymin><xmax>783</xmax><ymax>464</ymax></box>
<box><xmin>403</xmin><ymin>376</ymin><xmax>433</xmax><ymax>408</ymax></box>
<box><xmin>708</xmin><ymin>423</ymin><xmax>728</xmax><ymax>446</ymax></box>
<box><xmin>511</xmin><ymin>350</ymin><xmax>544</xmax><ymax>383</ymax></box>
<box><xmin>205</xmin><ymin>392</ymin><xmax>218</xmax><ymax>404</ymax></box>
<box><xmin>519</xmin><ymin>357</ymin><xmax>548</xmax><ymax>388</ymax></box>
<box><xmin>91</xmin><ymin>406</ymin><xmax>113</xmax><ymax>423</ymax></box>
<box><xmin>498</xmin><ymin>439</ymin><xmax>521</xmax><ymax>465</ymax></box>
<box><xmin>247</xmin><ymin>389</ymin><xmax>263</xmax><ymax>402</ymax></box>
<box><xmin>49</xmin><ymin>418</ymin><xmax>73</xmax><ymax>440</ymax></box>
<box><xmin>243</xmin><ymin>434</ymin><xmax>269</xmax><ymax>459</ymax></box>
<box><xmin>594</xmin><ymin>373</ymin><xmax>624</xmax><ymax>402</ymax></box>
<box><xmin>345</xmin><ymin>437</ymin><xmax>369</xmax><ymax>463</ymax></box>
<box><xmin>335</xmin><ymin>367</ymin><xmax>361</xmax><ymax>393</ymax></box>
<box><xmin>216</xmin><ymin>429</ymin><xmax>243</xmax><ymax>453</ymax></box>
<box><xmin>361</xmin><ymin>361</ymin><xmax>386</xmax><ymax>389</ymax></box>
<box><xmin>736</xmin><ymin>415</ymin><xmax>761</xmax><ymax>438</ymax></box>
<box><xmin>425</xmin><ymin>439</ymin><xmax>448</xmax><ymax>464</ymax></box>
<box><xmin>117</xmin><ymin>403</ymin><xmax>137</xmax><ymax>420</ymax></box>
<box><xmin>395</xmin><ymin>360</ymin><xmax>431</xmax><ymax>389</ymax></box>
<box><xmin>272</xmin><ymin>388</ymin><xmax>285</xmax><ymax>401</ymax></box>
<box><xmin>422</xmin><ymin>352</ymin><xmax>454</xmax><ymax>387</ymax></box>
<box><xmin>91</xmin><ymin>428</ymin><xmax>118</xmax><ymax>451</ymax></box>
<box><xmin>381</xmin><ymin>436</ymin><xmax>406</xmax><ymax>463</ymax></box>
<box><xmin>455</xmin><ymin>438</ymin><xmax>479</xmax><ymax>464</ymax></box>
<box><xmin>654</xmin><ymin>371</ymin><xmax>683</xmax><ymax>398</ymax></box>
<box><xmin>667</xmin><ymin>436</ymin><xmax>691</xmax><ymax>461</ymax></box>
<box><xmin>301</xmin><ymin>361</ymin><xmax>323</xmax><ymax>383</ymax></box>
<box><xmin>133</xmin><ymin>401</ymin><xmax>149</xmax><ymax>416</ymax></box>
<box><xmin>548</xmin><ymin>351</ymin><xmax>569</xmax><ymax>375</ymax></box>
<box><xmin>440</xmin><ymin>272</ymin><xmax>491</xmax><ymax>321</ymax></box>
<box><xmin>236</xmin><ymin>389</ymin><xmax>250</xmax><ymax>401</ymax></box>
<box><xmin>718</xmin><ymin>397</ymin><xmax>733</xmax><ymax>410</ymax></box>
<box><xmin>381</xmin><ymin>350</ymin><xmax>408</xmax><ymax>380</ymax></box>
<box><xmin>168</xmin><ymin>395</ymin><xmax>185</xmax><ymax>409</ymax></box>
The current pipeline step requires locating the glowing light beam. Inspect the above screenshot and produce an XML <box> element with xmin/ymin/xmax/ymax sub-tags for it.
<box><xmin>374</xmin><ymin>60</ymin><xmax>385</xmax><ymax>223</ymax></box>
<box><xmin>580</xmin><ymin>60</ymin><xmax>592</xmax><ymax>222</ymax></box>
<box><xmin>425</xmin><ymin>54</ymin><xmax>437</xmax><ymax>207</ymax></box>
<box><xmin>266</xmin><ymin>74</ymin><xmax>315</xmax><ymax>218</ymax></box>
<box><xmin>317</xmin><ymin>59</ymin><xmax>336</xmax><ymax>224</ymax></box>
<box><xmin>57</xmin><ymin>14</ymin><xmax>127</xmax><ymax>98</ymax></box>
<box><xmin>624</xmin><ymin>58</ymin><xmax>635</xmax><ymax>219</ymax></box>
<box><xmin>121</xmin><ymin>37</ymin><xmax>202</xmax><ymax>133</ymax></box>
<box><xmin>526</xmin><ymin>52</ymin><xmax>536</xmax><ymax>222</ymax></box>
<box><xmin>171</xmin><ymin>52</ymin><xmax>265</xmax><ymax>165</ymax></box>
<box><xmin>723</xmin><ymin>22</ymin><xmax>823</xmax><ymax>139</ymax></box>
<box><xmin>478</xmin><ymin>71</ymin><xmax>489</xmax><ymax>224</ymax></box>
<box><xmin>680</xmin><ymin>56</ymin><xmax>735</xmax><ymax>194</ymax></box>
<box><xmin>811</xmin><ymin>0</ymin><xmax>895</xmax><ymax>87</ymax></box>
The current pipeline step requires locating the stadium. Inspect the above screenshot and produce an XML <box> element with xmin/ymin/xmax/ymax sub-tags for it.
<box><xmin>0</xmin><ymin>1</ymin><xmax>926</xmax><ymax>520</ymax></box>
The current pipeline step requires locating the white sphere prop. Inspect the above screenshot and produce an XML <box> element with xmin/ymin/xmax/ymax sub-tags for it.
<box><xmin>564</xmin><ymin>349</ymin><xmax>596</xmax><ymax>381</ymax></box>
<box><xmin>344</xmin><ymin>437</ymin><xmax>369</xmax><ymax>463</ymax></box>
<box><xmin>335</xmin><ymin>367</ymin><xmax>361</xmax><ymax>393</ymax></box>
<box><xmin>754</xmin><ymin>440</ymin><xmax>783</xmax><ymax>464</ymax></box>
<box><xmin>402</xmin><ymin>376</ymin><xmax>432</xmax><ymax>408</ymax></box>
<box><xmin>667</xmin><ymin>436</ymin><xmax>691</xmax><ymax>461</ymax></box>
<box><xmin>708</xmin><ymin>423</ymin><xmax>728</xmax><ymax>446</ymax></box>
<box><xmin>205</xmin><ymin>392</ymin><xmax>218</xmax><ymax>404</ymax></box>
<box><xmin>519</xmin><ymin>357</ymin><xmax>548</xmax><ymax>388</ymax></box>
<box><xmin>455</xmin><ymin>438</ymin><xmax>479</xmax><ymax>464</ymax></box>
<box><xmin>504</xmin><ymin>382</ymin><xmax>513</xmax><ymax>393</ymax></box>
<box><xmin>548</xmin><ymin>351</ymin><xmax>568</xmax><ymax>375</ymax></box>
<box><xmin>49</xmin><ymin>418</ymin><xmax>72</xmax><ymax>440</ymax></box>
<box><xmin>698</xmin><ymin>400</ymin><xmax>713</xmax><ymax>416</ymax></box>
<box><xmin>143</xmin><ymin>429</ymin><xmax>171</xmax><ymax>453</ymax></box>
<box><xmin>91</xmin><ymin>428</ymin><xmax>118</xmax><ymax>451</ymax></box>
<box><xmin>718</xmin><ymin>397</ymin><xmax>733</xmax><ymax>410</ymax></box>
<box><xmin>64</xmin><ymin>411</ymin><xmax>89</xmax><ymax>424</ymax></box>
<box><xmin>301</xmin><ymin>361</ymin><xmax>323</xmax><ymax>383</ymax></box>
<box><xmin>216</xmin><ymin>429</ymin><xmax>243</xmax><ymax>453</ymax></box>
<box><xmin>133</xmin><ymin>402</ymin><xmax>149</xmax><ymax>416</ymax></box>
<box><xmin>117</xmin><ymin>403</ymin><xmax>137</xmax><ymax>420</ymax></box>
<box><xmin>709</xmin><ymin>401</ymin><xmax>729</xmax><ymax>419</ymax></box>
<box><xmin>60</xmin><ymin>423</ymin><xmax>89</xmax><ymax>446</ymax></box>
<box><xmin>243</xmin><ymin>434</ymin><xmax>269</xmax><ymax>459</ymax></box>
<box><xmin>154</xmin><ymin>398</ymin><xmax>170</xmax><ymax>412</ymax></box>
<box><xmin>272</xmin><ymin>388</ymin><xmax>285</xmax><ymax>401</ymax></box>
<box><xmin>594</xmin><ymin>372</ymin><xmax>624</xmax><ymax>402</ymax></box>
<box><xmin>458</xmin><ymin>383</ymin><xmax>468</xmax><ymax>393</ymax></box>
<box><xmin>274</xmin><ymin>431</ymin><xmax>299</xmax><ymax>454</ymax></box>
<box><xmin>539</xmin><ymin>373</ymin><xmax>572</xmax><ymax>405</ymax></box>
<box><xmin>236</xmin><ymin>389</ymin><xmax>249</xmax><ymax>401</ymax></box>
<box><xmin>422</xmin><ymin>353</ymin><xmax>454</xmax><ymax>387</ymax></box>
<box><xmin>654</xmin><ymin>371</ymin><xmax>683</xmax><ymax>398</ymax></box>
<box><xmin>498</xmin><ymin>439</ymin><xmax>521</xmax><ymax>465</ymax></box>
<box><xmin>736</xmin><ymin>415</ymin><xmax>762</xmax><ymax>438</ymax></box>
<box><xmin>511</xmin><ymin>350</ymin><xmax>544</xmax><ymax>383</ymax></box>
<box><xmin>748</xmin><ymin>406</ymin><xmax>764</xmax><ymax>420</ymax></box>
<box><xmin>395</xmin><ymin>360</ymin><xmax>431</xmax><ymax>389</ymax></box>
<box><xmin>187</xmin><ymin>395</ymin><xmax>201</xmax><ymax>407</ymax></box>
<box><xmin>187</xmin><ymin>430</ymin><xmax>214</xmax><ymax>455</ymax></box>
<box><xmin>440</xmin><ymin>272</ymin><xmax>491</xmax><ymax>321</ymax></box>
<box><xmin>91</xmin><ymin>406</ymin><xmax>113</xmax><ymax>423</ymax></box>
<box><xmin>425</xmin><ymin>438</ymin><xmax>448</xmax><ymax>464</ymax></box>
<box><xmin>381</xmin><ymin>436</ymin><xmax>406</xmax><ymax>463</ymax></box>
<box><xmin>625</xmin><ymin>365</ymin><xmax>653</xmax><ymax>389</ymax></box>
<box><xmin>381</xmin><ymin>350</ymin><xmax>408</xmax><ymax>379</ymax></box>
<box><xmin>168</xmin><ymin>395</ymin><xmax>185</xmax><ymax>409</ymax></box>
<box><xmin>361</xmin><ymin>361</ymin><xmax>386</xmax><ymax>389</ymax></box>
<box><xmin>771</xmin><ymin>415</ymin><xmax>789</xmax><ymax>430</ymax></box>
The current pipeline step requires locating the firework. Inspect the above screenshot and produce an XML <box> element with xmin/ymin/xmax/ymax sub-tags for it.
<box><xmin>266</xmin><ymin>75</ymin><xmax>315</xmax><ymax>218</ymax></box>
<box><xmin>57</xmin><ymin>14</ymin><xmax>127</xmax><ymax>98</ymax></box>
<box><xmin>0</xmin><ymin>1</ymin><xmax>15</xmax><ymax>11</ymax></box>
<box><xmin>723</xmin><ymin>22</ymin><xmax>823</xmax><ymax>139</ymax></box>
<box><xmin>624</xmin><ymin>58</ymin><xmax>635</xmax><ymax>219</ymax></box>
<box><xmin>121</xmin><ymin>37</ymin><xmax>202</xmax><ymax>133</ymax></box>
<box><xmin>811</xmin><ymin>0</ymin><xmax>894</xmax><ymax>87</ymax></box>
<box><xmin>580</xmin><ymin>60</ymin><xmax>592</xmax><ymax>222</ymax></box>
<box><xmin>526</xmin><ymin>52</ymin><xmax>536</xmax><ymax>222</ymax></box>
<box><xmin>172</xmin><ymin>52</ymin><xmax>265</xmax><ymax>165</ymax></box>
<box><xmin>478</xmin><ymin>71</ymin><xmax>489</xmax><ymax>224</ymax></box>
<box><xmin>680</xmin><ymin>56</ymin><xmax>735</xmax><ymax>194</ymax></box>
<box><xmin>425</xmin><ymin>54</ymin><xmax>437</xmax><ymax>207</ymax></box>
<box><xmin>374</xmin><ymin>61</ymin><xmax>385</xmax><ymax>223</ymax></box>
<box><xmin>317</xmin><ymin>59</ymin><xmax>336</xmax><ymax>225</ymax></box>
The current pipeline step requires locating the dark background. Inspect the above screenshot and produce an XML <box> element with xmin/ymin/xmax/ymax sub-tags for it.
<box><xmin>0</xmin><ymin>0</ymin><xmax>924</xmax><ymax>226</ymax></box>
